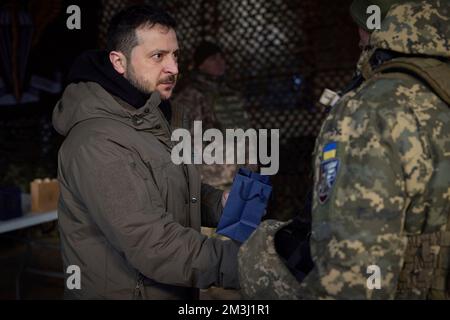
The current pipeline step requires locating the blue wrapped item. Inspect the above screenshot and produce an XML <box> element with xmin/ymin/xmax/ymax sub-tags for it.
<box><xmin>0</xmin><ymin>187</ymin><xmax>23</xmax><ymax>221</ymax></box>
<box><xmin>216</xmin><ymin>168</ymin><xmax>272</xmax><ymax>243</ymax></box>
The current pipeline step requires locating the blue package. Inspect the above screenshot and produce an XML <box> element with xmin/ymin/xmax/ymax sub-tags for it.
<box><xmin>0</xmin><ymin>187</ymin><xmax>23</xmax><ymax>221</ymax></box>
<box><xmin>216</xmin><ymin>168</ymin><xmax>272</xmax><ymax>243</ymax></box>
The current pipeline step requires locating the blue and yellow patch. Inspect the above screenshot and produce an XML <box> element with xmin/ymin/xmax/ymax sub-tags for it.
<box><xmin>323</xmin><ymin>141</ymin><xmax>337</xmax><ymax>160</ymax></box>
<box><xmin>318</xmin><ymin>142</ymin><xmax>339</xmax><ymax>204</ymax></box>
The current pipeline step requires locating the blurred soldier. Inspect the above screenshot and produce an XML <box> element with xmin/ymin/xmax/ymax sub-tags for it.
<box><xmin>238</xmin><ymin>0</ymin><xmax>450</xmax><ymax>299</ymax></box>
<box><xmin>172</xmin><ymin>41</ymin><xmax>251</xmax><ymax>190</ymax></box>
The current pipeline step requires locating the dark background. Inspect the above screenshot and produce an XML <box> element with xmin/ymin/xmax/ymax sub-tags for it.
<box><xmin>0</xmin><ymin>0</ymin><xmax>359</xmax><ymax>299</ymax></box>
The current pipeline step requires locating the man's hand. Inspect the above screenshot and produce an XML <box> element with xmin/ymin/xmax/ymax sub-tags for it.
<box><xmin>221</xmin><ymin>191</ymin><xmax>229</xmax><ymax>208</ymax></box>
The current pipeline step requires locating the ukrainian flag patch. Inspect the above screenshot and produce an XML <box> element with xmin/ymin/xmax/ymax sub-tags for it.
<box><xmin>323</xmin><ymin>142</ymin><xmax>337</xmax><ymax>160</ymax></box>
<box><xmin>318</xmin><ymin>141</ymin><xmax>339</xmax><ymax>204</ymax></box>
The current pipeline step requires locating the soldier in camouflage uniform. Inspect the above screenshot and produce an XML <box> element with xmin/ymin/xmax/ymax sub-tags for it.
<box><xmin>172</xmin><ymin>41</ymin><xmax>251</xmax><ymax>190</ymax></box>
<box><xmin>238</xmin><ymin>0</ymin><xmax>450</xmax><ymax>299</ymax></box>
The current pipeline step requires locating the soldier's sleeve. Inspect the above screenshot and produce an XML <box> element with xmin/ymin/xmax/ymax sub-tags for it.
<box><xmin>295</xmin><ymin>84</ymin><xmax>433</xmax><ymax>299</ymax></box>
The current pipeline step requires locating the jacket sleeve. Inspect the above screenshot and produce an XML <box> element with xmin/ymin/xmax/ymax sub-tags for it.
<box><xmin>68</xmin><ymin>138</ymin><xmax>240</xmax><ymax>289</ymax></box>
<box><xmin>296</xmin><ymin>85</ymin><xmax>432</xmax><ymax>299</ymax></box>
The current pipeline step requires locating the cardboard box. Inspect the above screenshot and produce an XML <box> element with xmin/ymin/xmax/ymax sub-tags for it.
<box><xmin>31</xmin><ymin>178</ymin><xmax>59</xmax><ymax>213</ymax></box>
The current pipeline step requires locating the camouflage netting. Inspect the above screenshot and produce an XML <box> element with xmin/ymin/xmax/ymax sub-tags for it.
<box><xmin>0</xmin><ymin>0</ymin><xmax>360</xmax><ymax>220</ymax></box>
<box><xmin>98</xmin><ymin>0</ymin><xmax>361</xmax><ymax>220</ymax></box>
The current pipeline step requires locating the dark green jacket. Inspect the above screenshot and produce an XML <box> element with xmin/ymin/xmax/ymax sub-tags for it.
<box><xmin>53</xmin><ymin>81</ymin><xmax>240</xmax><ymax>299</ymax></box>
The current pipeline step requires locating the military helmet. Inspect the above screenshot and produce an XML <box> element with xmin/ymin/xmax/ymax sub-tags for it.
<box><xmin>350</xmin><ymin>0</ymin><xmax>419</xmax><ymax>32</ymax></box>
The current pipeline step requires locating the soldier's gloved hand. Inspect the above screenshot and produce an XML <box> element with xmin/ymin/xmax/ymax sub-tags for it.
<box><xmin>238</xmin><ymin>219</ymin><xmax>301</xmax><ymax>299</ymax></box>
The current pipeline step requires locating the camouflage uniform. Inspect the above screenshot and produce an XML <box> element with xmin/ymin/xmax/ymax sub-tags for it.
<box><xmin>172</xmin><ymin>71</ymin><xmax>251</xmax><ymax>190</ymax></box>
<box><xmin>238</xmin><ymin>0</ymin><xmax>450</xmax><ymax>299</ymax></box>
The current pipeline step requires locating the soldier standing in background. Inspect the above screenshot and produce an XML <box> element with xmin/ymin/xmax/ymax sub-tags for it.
<box><xmin>172</xmin><ymin>41</ymin><xmax>251</xmax><ymax>190</ymax></box>
<box><xmin>238</xmin><ymin>0</ymin><xmax>450</xmax><ymax>299</ymax></box>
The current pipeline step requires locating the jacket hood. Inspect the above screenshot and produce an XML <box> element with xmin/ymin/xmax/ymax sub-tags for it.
<box><xmin>53</xmin><ymin>50</ymin><xmax>173</xmax><ymax>137</ymax></box>
<box><xmin>370</xmin><ymin>0</ymin><xmax>450</xmax><ymax>59</ymax></box>
<box><xmin>68</xmin><ymin>50</ymin><xmax>153</xmax><ymax>109</ymax></box>
<box><xmin>52</xmin><ymin>81</ymin><xmax>162</xmax><ymax>137</ymax></box>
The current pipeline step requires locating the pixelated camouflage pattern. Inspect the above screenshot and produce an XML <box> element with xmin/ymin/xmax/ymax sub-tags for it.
<box><xmin>370</xmin><ymin>0</ymin><xmax>450</xmax><ymax>59</ymax></box>
<box><xmin>396</xmin><ymin>229</ymin><xmax>450</xmax><ymax>299</ymax></box>
<box><xmin>238</xmin><ymin>0</ymin><xmax>450</xmax><ymax>299</ymax></box>
<box><xmin>238</xmin><ymin>220</ymin><xmax>303</xmax><ymax>299</ymax></box>
<box><xmin>172</xmin><ymin>71</ymin><xmax>251</xmax><ymax>189</ymax></box>
<box><xmin>355</xmin><ymin>47</ymin><xmax>376</xmax><ymax>77</ymax></box>
<box><xmin>173</xmin><ymin>71</ymin><xmax>250</xmax><ymax>132</ymax></box>
<box><xmin>350</xmin><ymin>0</ymin><xmax>422</xmax><ymax>32</ymax></box>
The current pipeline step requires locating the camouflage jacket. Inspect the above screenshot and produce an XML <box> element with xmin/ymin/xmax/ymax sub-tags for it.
<box><xmin>173</xmin><ymin>71</ymin><xmax>250</xmax><ymax>131</ymax></box>
<box><xmin>239</xmin><ymin>0</ymin><xmax>450</xmax><ymax>299</ymax></box>
<box><xmin>172</xmin><ymin>71</ymin><xmax>251</xmax><ymax>189</ymax></box>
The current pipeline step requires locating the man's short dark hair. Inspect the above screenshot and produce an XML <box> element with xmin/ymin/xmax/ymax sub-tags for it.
<box><xmin>106</xmin><ymin>4</ymin><xmax>177</xmax><ymax>58</ymax></box>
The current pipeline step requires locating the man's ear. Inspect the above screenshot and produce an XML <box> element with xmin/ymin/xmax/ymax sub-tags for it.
<box><xmin>109</xmin><ymin>51</ymin><xmax>127</xmax><ymax>75</ymax></box>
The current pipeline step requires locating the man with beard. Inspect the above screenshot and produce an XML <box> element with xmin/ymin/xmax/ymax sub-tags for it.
<box><xmin>53</xmin><ymin>5</ymin><xmax>240</xmax><ymax>299</ymax></box>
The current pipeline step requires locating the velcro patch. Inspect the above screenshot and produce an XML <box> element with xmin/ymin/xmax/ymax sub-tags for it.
<box><xmin>318</xmin><ymin>142</ymin><xmax>339</xmax><ymax>204</ymax></box>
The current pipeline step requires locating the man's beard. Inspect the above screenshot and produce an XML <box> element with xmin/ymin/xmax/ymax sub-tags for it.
<box><xmin>126</xmin><ymin>64</ymin><xmax>153</xmax><ymax>95</ymax></box>
<box><xmin>126</xmin><ymin>64</ymin><xmax>177</xmax><ymax>100</ymax></box>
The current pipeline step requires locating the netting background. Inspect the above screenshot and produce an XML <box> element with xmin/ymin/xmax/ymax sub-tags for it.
<box><xmin>99</xmin><ymin>0</ymin><xmax>358</xmax><ymax>219</ymax></box>
<box><xmin>0</xmin><ymin>0</ymin><xmax>360</xmax><ymax>220</ymax></box>
<box><xmin>99</xmin><ymin>0</ymin><xmax>360</xmax><ymax>220</ymax></box>
<box><xmin>99</xmin><ymin>0</ymin><xmax>358</xmax><ymax>130</ymax></box>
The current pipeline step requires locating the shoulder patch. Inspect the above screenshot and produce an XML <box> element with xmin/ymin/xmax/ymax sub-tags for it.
<box><xmin>323</xmin><ymin>142</ymin><xmax>337</xmax><ymax>160</ymax></box>
<box><xmin>318</xmin><ymin>142</ymin><xmax>340</xmax><ymax>204</ymax></box>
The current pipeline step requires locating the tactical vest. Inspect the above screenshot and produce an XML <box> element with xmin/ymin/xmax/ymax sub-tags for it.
<box><xmin>370</xmin><ymin>57</ymin><xmax>450</xmax><ymax>299</ymax></box>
